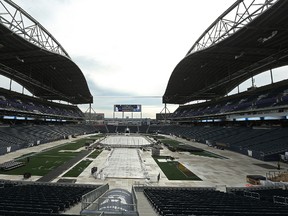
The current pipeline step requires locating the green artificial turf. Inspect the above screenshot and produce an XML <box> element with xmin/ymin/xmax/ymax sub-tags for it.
<box><xmin>153</xmin><ymin>156</ymin><xmax>202</xmax><ymax>181</ymax></box>
<box><xmin>0</xmin><ymin>138</ymin><xmax>89</xmax><ymax>176</ymax></box>
<box><xmin>87</xmin><ymin>150</ymin><xmax>102</xmax><ymax>159</ymax></box>
<box><xmin>151</xmin><ymin>135</ymin><xmax>166</xmax><ymax>140</ymax></box>
<box><xmin>161</xmin><ymin>139</ymin><xmax>182</xmax><ymax>147</ymax></box>
<box><xmin>190</xmin><ymin>151</ymin><xmax>228</xmax><ymax>159</ymax></box>
<box><xmin>62</xmin><ymin>160</ymin><xmax>92</xmax><ymax>177</ymax></box>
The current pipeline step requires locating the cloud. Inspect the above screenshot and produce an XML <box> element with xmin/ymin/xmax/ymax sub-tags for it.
<box><xmin>9</xmin><ymin>0</ymin><xmax>238</xmax><ymax>118</ymax></box>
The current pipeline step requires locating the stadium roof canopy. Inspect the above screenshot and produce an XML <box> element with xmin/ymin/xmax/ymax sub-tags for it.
<box><xmin>163</xmin><ymin>0</ymin><xmax>288</xmax><ymax>104</ymax></box>
<box><xmin>0</xmin><ymin>0</ymin><xmax>93</xmax><ymax>104</ymax></box>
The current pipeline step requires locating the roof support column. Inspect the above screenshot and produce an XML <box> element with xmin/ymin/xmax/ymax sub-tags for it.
<box><xmin>270</xmin><ymin>69</ymin><xmax>274</xmax><ymax>84</ymax></box>
<box><xmin>160</xmin><ymin>103</ymin><xmax>170</xmax><ymax>124</ymax></box>
<box><xmin>9</xmin><ymin>78</ymin><xmax>12</xmax><ymax>91</ymax></box>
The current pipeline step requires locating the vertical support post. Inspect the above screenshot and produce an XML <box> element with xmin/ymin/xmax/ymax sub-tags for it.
<box><xmin>84</xmin><ymin>104</ymin><xmax>97</xmax><ymax>124</ymax></box>
<box><xmin>160</xmin><ymin>103</ymin><xmax>170</xmax><ymax>124</ymax></box>
<box><xmin>89</xmin><ymin>103</ymin><xmax>92</xmax><ymax>123</ymax></box>
<box><xmin>9</xmin><ymin>78</ymin><xmax>12</xmax><ymax>91</ymax></box>
<box><xmin>270</xmin><ymin>69</ymin><xmax>274</xmax><ymax>84</ymax></box>
<box><xmin>251</xmin><ymin>76</ymin><xmax>255</xmax><ymax>87</ymax></box>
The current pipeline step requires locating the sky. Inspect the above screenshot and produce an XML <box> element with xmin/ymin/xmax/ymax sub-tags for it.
<box><xmin>2</xmin><ymin>0</ymin><xmax>288</xmax><ymax>118</ymax></box>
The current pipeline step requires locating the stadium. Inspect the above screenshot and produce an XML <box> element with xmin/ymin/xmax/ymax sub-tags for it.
<box><xmin>1</xmin><ymin>0</ymin><xmax>288</xmax><ymax>215</ymax></box>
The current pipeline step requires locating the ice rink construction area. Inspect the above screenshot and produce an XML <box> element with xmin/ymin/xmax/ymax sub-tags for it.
<box><xmin>95</xmin><ymin>135</ymin><xmax>151</xmax><ymax>179</ymax></box>
<box><xmin>95</xmin><ymin>148</ymin><xmax>147</xmax><ymax>179</ymax></box>
<box><xmin>99</xmin><ymin>135</ymin><xmax>152</xmax><ymax>147</ymax></box>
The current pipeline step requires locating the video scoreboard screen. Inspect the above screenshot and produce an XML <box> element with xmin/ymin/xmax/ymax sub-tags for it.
<box><xmin>114</xmin><ymin>104</ymin><xmax>141</xmax><ymax>112</ymax></box>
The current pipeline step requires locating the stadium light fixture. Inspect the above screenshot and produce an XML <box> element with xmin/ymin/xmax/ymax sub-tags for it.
<box><xmin>16</xmin><ymin>56</ymin><xmax>24</xmax><ymax>63</ymax></box>
<box><xmin>183</xmin><ymin>77</ymin><xmax>190</xmax><ymax>81</ymax></box>
<box><xmin>257</xmin><ymin>30</ymin><xmax>278</xmax><ymax>43</ymax></box>
<box><xmin>49</xmin><ymin>65</ymin><xmax>56</xmax><ymax>70</ymax></box>
<box><xmin>201</xmin><ymin>63</ymin><xmax>207</xmax><ymax>68</ymax></box>
<box><xmin>234</xmin><ymin>52</ymin><xmax>245</xmax><ymax>60</ymax></box>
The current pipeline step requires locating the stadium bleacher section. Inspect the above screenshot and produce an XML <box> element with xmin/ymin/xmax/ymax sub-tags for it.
<box><xmin>0</xmin><ymin>181</ymin><xmax>100</xmax><ymax>216</ymax></box>
<box><xmin>0</xmin><ymin>88</ymin><xmax>84</xmax><ymax>120</ymax></box>
<box><xmin>143</xmin><ymin>187</ymin><xmax>288</xmax><ymax>215</ymax></box>
<box><xmin>230</xmin><ymin>187</ymin><xmax>288</xmax><ymax>205</ymax></box>
<box><xmin>147</xmin><ymin>124</ymin><xmax>288</xmax><ymax>161</ymax></box>
<box><xmin>171</xmin><ymin>80</ymin><xmax>288</xmax><ymax>120</ymax></box>
<box><xmin>0</xmin><ymin>124</ymin><xmax>98</xmax><ymax>155</ymax></box>
<box><xmin>159</xmin><ymin>80</ymin><xmax>288</xmax><ymax>161</ymax></box>
<box><xmin>2</xmin><ymin>119</ymin><xmax>288</xmax><ymax>161</ymax></box>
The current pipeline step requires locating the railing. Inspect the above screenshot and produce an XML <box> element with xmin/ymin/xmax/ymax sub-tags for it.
<box><xmin>244</xmin><ymin>191</ymin><xmax>260</xmax><ymax>199</ymax></box>
<box><xmin>81</xmin><ymin>183</ymin><xmax>109</xmax><ymax>211</ymax></box>
<box><xmin>273</xmin><ymin>196</ymin><xmax>288</xmax><ymax>205</ymax></box>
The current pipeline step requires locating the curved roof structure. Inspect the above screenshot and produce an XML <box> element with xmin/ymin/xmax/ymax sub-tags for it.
<box><xmin>163</xmin><ymin>0</ymin><xmax>288</xmax><ymax>104</ymax></box>
<box><xmin>0</xmin><ymin>0</ymin><xmax>93</xmax><ymax>104</ymax></box>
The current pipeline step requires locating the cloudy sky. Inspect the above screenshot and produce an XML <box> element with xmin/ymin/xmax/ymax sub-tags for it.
<box><xmin>3</xmin><ymin>0</ymin><xmax>287</xmax><ymax>118</ymax></box>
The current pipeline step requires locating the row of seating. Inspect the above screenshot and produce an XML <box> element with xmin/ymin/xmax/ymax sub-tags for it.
<box><xmin>0</xmin><ymin>181</ymin><xmax>100</xmax><ymax>215</ymax></box>
<box><xmin>230</xmin><ymin>188</ymin><xmax>288</xmax><ymax>203</ymax></box>
<box><xmin>0</xmin><ymin>211</ymin><xmax>79</xmax><ymax>216</ymax></box>
<box><xmin>172</xmin><ymin>95</ymin><xmax>287</xmax><ymax>118</ymax></box>
<box><xmin>106</xmin><ymin>125</ymin><xmax>140</xmax><ymax>133</ymax></box>
<box><xmin>0</xmin><ymin>88</ymin><xmax>84</xmax><ymax>119</ymax></box>
<box><xmin>143</xmin><ymin>187</ymin><xmax>288</xmax><ymax>215</ymax></box>
<box><xmin>171</xmin><ymin>80</ymin><xmax>288</xmax><ymax>119</ymax></box>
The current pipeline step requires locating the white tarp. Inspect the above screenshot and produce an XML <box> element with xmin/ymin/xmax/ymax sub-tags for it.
<box><xmin>99</xmin><ymin>148</ymin><xmax>146</xmax><ymax>179</ymax></box>
<box><xmin>101</xmin><ymin>135</ymin><xmax>150</xmax><ymax>147</ymax></box>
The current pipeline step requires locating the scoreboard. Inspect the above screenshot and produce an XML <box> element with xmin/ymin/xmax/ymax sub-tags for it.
<box><xmin>114</xmin><ymin>104</ymin><xmax>141</xmax><ymax>112</ymax></box>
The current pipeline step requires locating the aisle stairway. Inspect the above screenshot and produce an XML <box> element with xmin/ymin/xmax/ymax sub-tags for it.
<box><xmin>136</xmin><ymin>191</ymin><xmax>157</xmax><ymax>216</ymax></box>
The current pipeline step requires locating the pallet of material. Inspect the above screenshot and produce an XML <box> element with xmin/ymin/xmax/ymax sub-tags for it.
<box><xmin>0</xmin><ymin>161</ymin><xmax>25</xmax><ymax>171</ymax></box>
